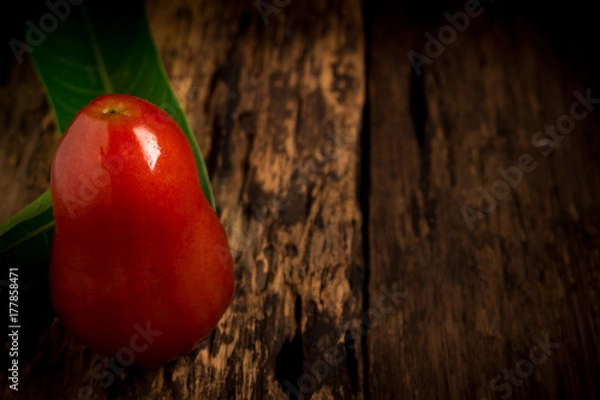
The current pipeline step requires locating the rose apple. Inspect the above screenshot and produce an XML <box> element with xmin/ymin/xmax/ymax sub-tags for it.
<box><xmin>49</xmin><ymin>94</ymin><xmax>234</xmax><ymax>368</ymax></box>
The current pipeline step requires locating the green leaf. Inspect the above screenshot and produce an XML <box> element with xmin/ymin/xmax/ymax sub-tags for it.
<box><xmin>1</xmin><ymin>0</ymin><xmax>214</xmax><ymax>258</ymax></box>
<box><xmin>0</xmin><ymin>191</ymin><xmax>53</xmax><ymax>252</ymax></box>
<box><xmin>33</xmin><ymin>0</ymin><xmax>214</xmax><ymax>207</ymax></box>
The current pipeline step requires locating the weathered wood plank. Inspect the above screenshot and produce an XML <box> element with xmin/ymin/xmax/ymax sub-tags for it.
<box><xmin>4</xmin><ymin>0</ymin><xmax>600</xmax><ymax>398</ymax></box>
<box><xmin>367</xmin><ymin>2</ymin><xmax>600</xmax><ymax>399</ymax></box>
<box><xmin>1</xmin><ymin>0</ymin><xmax>366</xmax><ymax>399</ymax></box>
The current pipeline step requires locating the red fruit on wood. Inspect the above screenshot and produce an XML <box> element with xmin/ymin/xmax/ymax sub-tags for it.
<box><xmin>49</xmin><ymin>94</ymin><xmax>234</xmax><ymax>368</ymax></box>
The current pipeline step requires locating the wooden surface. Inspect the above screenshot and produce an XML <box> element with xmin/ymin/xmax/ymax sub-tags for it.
<box><xmin>1</xmin><ymin>0</ymin><xmax>599</xmax><ymax>399</ymax></box>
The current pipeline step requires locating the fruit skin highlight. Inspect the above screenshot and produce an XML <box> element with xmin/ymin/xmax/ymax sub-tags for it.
<box><xmin>49</xmin><ymin>94</ymin><xmax>234</xmax><ymax>368</ymax></box>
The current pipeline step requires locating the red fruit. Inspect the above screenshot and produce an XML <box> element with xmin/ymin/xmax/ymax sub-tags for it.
<box><xmin>49</xmin><ymin>94</ymin><xmax>234</xmax><ymax>368</ymax></box>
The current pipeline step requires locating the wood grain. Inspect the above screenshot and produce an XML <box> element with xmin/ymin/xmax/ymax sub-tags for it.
<box><xmin>366</xmin><ymin>2</ymin><xmax>600</xmax><ymax>399</ymax></box>
<box><xmin>2</xmin><ymin>0</ymin><xmax>365</xmax><ymax>399</ymax></box>
<box><xmin>1</xmin><ymin>0</ymin><xmax>599</xmax><ymax>399</ymax></box>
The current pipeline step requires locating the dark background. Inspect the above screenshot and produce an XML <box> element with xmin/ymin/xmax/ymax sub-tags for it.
<box><xmin>1</xmin><ymin>0</ymin><xmax>599</xmax><ymax>399</ymax></box>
